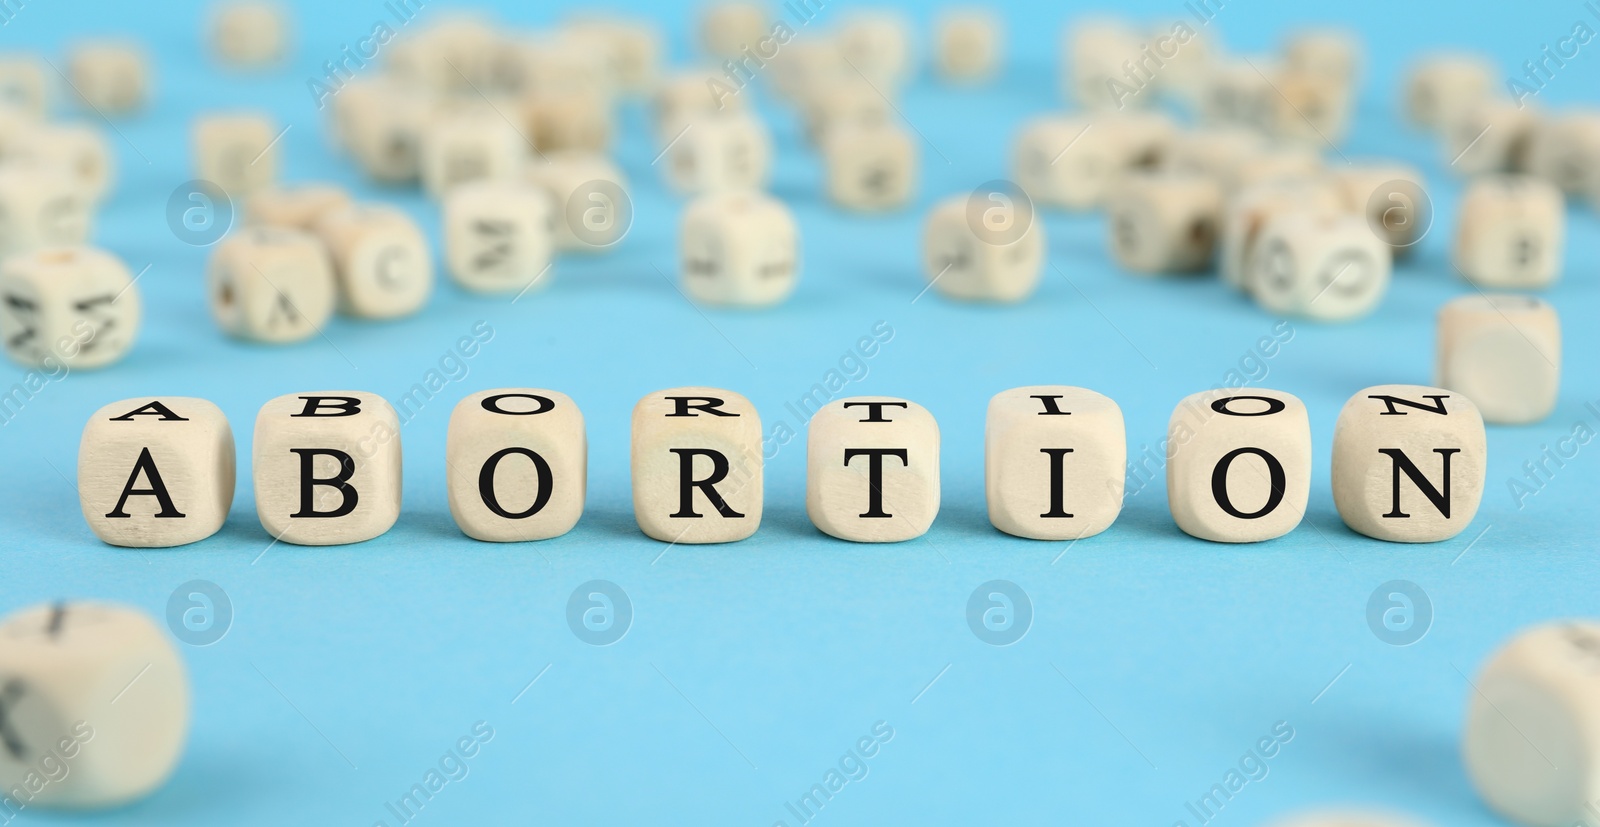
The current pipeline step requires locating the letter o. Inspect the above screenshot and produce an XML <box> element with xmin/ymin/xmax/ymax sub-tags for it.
<box><xmin>478</xmin><ymin>448</ymin><xmax>554</xmax><ymax>519</ymax></box>
<box><xmin>1211</xmin><ymin>447</ymin><xmax>1287</xmax><ymax>519</ymax></box>
<box><xmin>481</xmin><ymin>393</ymin><xmax>555</xmax><ymax>416</ymax></box>
<box><xmin>1210</xmin><ymin>395</ymin><xmax>1288</xmax><ymax>417</ymax></box>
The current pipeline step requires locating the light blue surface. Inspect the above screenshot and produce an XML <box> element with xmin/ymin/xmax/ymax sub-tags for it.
<box><xmin>2</xmin><ymin>0</ymin><xmax>1598</xmax><ymax>824</ymax></box>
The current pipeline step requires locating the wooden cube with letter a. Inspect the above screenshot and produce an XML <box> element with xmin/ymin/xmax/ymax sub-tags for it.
<box><xmin>1332</xmin><ymin>384</ymin><xmax>1486</xmax><ymax>543</ymax></box>
<box><xmin>78</xmin><ymin>397</ymin><xmax>235</xmax><ymax>547</ymax></box>
<box><xmin>253</xmin><ymin>392</ymin><xmax>401</xmax><ymax>546</ymax></box>
<box><xmin>632</xmin><ymin>387</ymin><xmax>762</xmax><ymax>544</ymax></box>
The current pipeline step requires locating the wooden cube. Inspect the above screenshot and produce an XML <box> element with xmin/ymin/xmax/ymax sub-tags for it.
<box><xmin>632</xmin><ymin>387</ymin><xmax>762</xmax><ymax>544</ymax></box>
<box><xmin>565</xmin><ymin>17</ymin><xmax>662</xmax><ymax>94</ymax></box>
<box><xmin>208</xmin><ymin>226</ymin><xmax>336</xmax><ymax>343</ymax></box>
<box><xmin>211</xmin><ymin>1</ymin><xmax>289</xmax><ymax>67</ymax></box>
<box><xmin>253</xmin><ymin>391</ymin><xmax>402</xmax><ymax>545</ymax></box>
<box><xmin>443</xmin><ymin>181</ymin><xmax>554</xmax><ymax>295</ymax></box>
<box><xmin>1167</xmin><ymin>127</ymin><xmax>1266</xmax><ymax>182</ymax></box>
<box><xmin>421</xmin><ymin>114</ymin><xmax>524</xmax><ymax>198</ymax></box>
<box><xmin>935</xmin><ymin>9</ymin><xmax>1001</xmax><ymax>83</ymax></box>
<box><xmin>700</xmin><ymin>1</ymin><xmax>768</xmax><ymax>60</ymax></box>
<box><xmin>9</xmin><ymin>123</ymin><xmax>113</xmax><ymax>203</ymax></box>
<box><xmin>656</xmin><ymin>68</ymin><xmax>745</xmax><ymax>141</ymax></box>
<box><xmin>67</xmin><ymin>41</ymin><xmax>147</xmax><ymax>114</ymax></box>
<box><xmin>768</xmin><ymin>37</ymin><xmax>846</xmax><ymax>103</ymax></box>
<box><xmin>1453</xmin><ymin>174</ymin><xmax>1564</xmax><ymax>289</ymax></box>
<box><xmin>193</xmin><ymin>113</ymin><xmax>279</xmax><ymax>198</ymax></box>
<box><xmin>0</xmin><ymin>56</ymin><xmax>47</xmax><ymax>117</ymax></box>
<box><xmin>338</xmin><ymin>79</ymin><xmax>430</xmax><ymax>183</ymax></box>
<box><xmin>921</xmin><ymin>192</ymin><xmax>1044</xmax><ymax>302</ymax></box>
<box><xmin>1330</xmin><ymin>163</ymin><xmax>1429</xmax><ymax>256</ymax></box>
<box><xmin>1437</xmin><ymin>294</ymin><xmax>1561</xmax><ymax>425</ymax></box>
<box><xmin>246</xmin><ymin>184</ymin><xmax>351</xmax><ymax>231</ymax></box>
<box><xmin>1199</xmin><ymin>59</ymin><xmax>1276</xmax><ymax>129</ymax></box>
<box><xmin>1219</xmin><ymin>178</ymin><xmax>1346</xmax><ymax>290</ymax></box>
<box><xmin>800</xmin><ymin>78</ymin><xmax>890</xmax><ymax>146</ymax></box>
<box><xmin>807</xmin><ymin>397</ymin><xmax>939</xmax><ymax>543</ymax></box>
<box><xmin>78</xmin><ymin>397</ymin><xmax>235</xmax><ymax>547</ymax></box>
<box><xmin>526</xmin><ymin>151</ymin><xmax>631</xmax><ymax>251</ymax></box>
<box><xmin>524</xmin><ymin>92</ymin><xmax>611</xmax><ymax>154</ymax></box>
<box><xmin>0</xmin><ymin>163</ymin><xmax>93</xmax><ymax>259</ymax></box>
<box><xmin>0</xmin><ymin>247</ymin><xmax>138</xmax><ymax>369</ymax></box>
<box><xmin>837</xmin><ymin>11</ymin><xmax>913</xmax><ymax>89</ymax></box>
<box><xmin>447</xmin><ymin>389</ymin><xmax>585</xmax><ymax>542</ymax></box>
<box><xmin>1464</xmin><ymin>623</ymin><xmax>1600</xmax><ymax>827</ymax></box>
<box><xmin>0</xmin><ymin>602</ymin><xmax>188</xmax><ymax>807</ymax></box>
<box><xmin>1331</xmin><ymin>384</ymin><xmax>1486</xmax><ymax>542</ymax></box>
<box><xmin>680</xmin><ymin>191</ymin><xmax>798</xmax><ymax>307</ymax></box>
<box><xmin>1064</xmin><ymin>18</ymin><xmax>1146</xmax><ymax>110</ymax></box>
<box><xmin>1525</xmin><ymin>111</ymin><xmax>1600</xmax><ymax>195</ymax></box>
<box><xmin>1262</xmin><ymin>69</ymin><xmax>1353</xmax><ymax>146</ymax></box>
<box><xmin>1445</xmin><ymin>99</ymin><xmax>1537</xmax><ymax>175</ymax></box>
<box><xmin>985</xmin><ymin>386</ymin><xmax>1124</xmax><ymax>540</ymax></box>
<box><xmin>313</xmin><ymin>206</ymin><xmax>433</xmax><ymax>319</ymax></box>
<box><xmin>1107</xmin><ymin>173</ymin><xmax>1222</xmax><ymax>274</ymax></box>
<box><xmin>1013</xmin><ymin>113</ymin><xmax>1173</xmax><ymax>210</ymax></box>
<box><xmin>823</xmin><ymin>122</ymin><xmax>917</xmax><ymax>211</ymax></box>
<box><xmin>664</xmin><ymin>112</ymin><xmax>771</xmax><ymax>194</ymax></box>
<box><xmin>1167</xmin><ymin>389</ymin><xmax>1311</xmax><ymax>543</ymax></box>
<box><xmin>1405</xmin><ymin>54</ymin><xmax>1494</xmax><ymax>131</ymax></box>
<box><xmin>387</xmin><ymin>17</ymin><xmax>501</xmax><ymax>93</ymax></box>
<box><xmin>1285</xmin><ymin>30</ymin><xmax>1361</xmax><ymax>85</ymax></box>
<box><xmin>1250</xmin><ymin>210</ymin><xmax>1390</xmax><ymax>321</ymax></box>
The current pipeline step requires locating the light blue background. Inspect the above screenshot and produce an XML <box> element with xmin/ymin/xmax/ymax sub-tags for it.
<box><xmin>2</xmin><ymin>0</ymin><xmax>1598</xmax><ymax>824</ymax></box>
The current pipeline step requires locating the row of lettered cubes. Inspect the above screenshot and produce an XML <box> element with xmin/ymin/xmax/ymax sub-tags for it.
<box><xmin>77</xmin><ymin>384</ymin><xmax>1488</xmax><ymax>549</ymax></box>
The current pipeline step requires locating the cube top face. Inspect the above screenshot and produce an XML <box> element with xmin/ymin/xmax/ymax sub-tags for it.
<box><xmin>985</xmin><ymin>386</ymin><xmax>1125</xmax><ymax>541</ymax></box>
<box><xmin>253</xmin><ymin>391</ymin><xmax>402</xmax><ymax>546</ymax></box>
<box><xmin>0</xmin><ymin>602</ymin><xmax>169</xmax><ymax>665</ymax></box>
<box><xmin>1437</xmin><ymin>294</ymin><xmax>1560</xmax><ymax>425</ymax></box>
<box><xmin>923</xmin><ymin>197</ymin><xmax>1043</xmax><ymax>303</ymax></box>
<box><xmin>1464</xmin><ymin>622</ymin><xmax>1600</xmax><ymax>827</ymax></box>
<box><xmin>1332</xmin><ymin>384</ymin><xmax>1486</xmax><ymax>543</ymax></box>
<box><xmin>209</xmin><ymin>227</ymin><xmax>335</xmax><ymax>342</ymax></box>
<box><xmin>680</xmin><ymin>192</ymin><xmax>799</xmax><ymax>307</ymax></box>
<box><xmin>632</xmin><ymin>387</ymin><xmax>762</xmax><ymax>544</ymax></box>
<box><xmin>447</xmin><ymin>389</ymin><xmax>585</xmax><ymax>543</ymax></box>
<box><xmin>78</xmin><ymin>396</ymin><xmax>236</xmax><ymax>548</ymax></box>
<box><xmin>1167</xmin><ymin>388</ymin><xmax>1311</xmax><ymax>543</ymax></box>
<box><xmin>807</xmin><ymin>396</ymin><xmax>940</xmax><ymax>543</ymax></box>
<box><xmin>247</xmin><ymin>184</ymin><xmax>352</xmax><ymax>231</ymax></box>
<box><xmin>1251</xmin><ymin>211</ymin><xmax>1391</xmax><ymax>321</ymax></box>
<box><xmin>0</xmin><ymin>246</ymin><xmax>140</xmax><ymax>370</ymax></box>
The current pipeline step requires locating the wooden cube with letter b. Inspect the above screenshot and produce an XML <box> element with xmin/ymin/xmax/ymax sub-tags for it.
<box><xmin>632</xmin><ymin>387</ymin><xmax>762</xmax><ymax>544</ymax></box>
<box><xmin>253</xmin><ymin>391</ymin><xmax>402</xmax><ymax>545</ymax></box>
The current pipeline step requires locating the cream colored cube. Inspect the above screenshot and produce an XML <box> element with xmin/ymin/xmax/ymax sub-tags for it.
<box><xmin>208</xmin><ymin>226</ymin><xmax>335</xmax><ymax>343</ymax></box>
<box><xmin>0</xmin><ymin>57</ymin><xmax>46</xmax><ymax>117</ymax></box>
<box><xmin>656</xmin><ymin>68</ymin><xmax>745</xmax><ymax>140</ymax></box>
<box><xmin>565</xmin><ymin>17</ymin><xmax>662</xmax><ymax>93</ymax></box>
<box><xmin>665</xmin><ymin>112</ymin><xmax>771</xmax><ymax>194</ymax></box>
<box><xmin>922</xmin><ymin>193</ymin><xmax>1044</xmax><ymax>302</ymax></box>
<box><xmin>1198</xmin><ymin>59</ymin><xmax>1276</xmax><ymax>129</ymax></box>
<box><xmin>314</xmin><ymin>206</ymin><xmax>433</xmax><ymax>319</ymax></box>
<box><xmin>1064</xmin><ymin>18</ymin><xmax>1146</xmax><ymax>110</ymax></box>
<box><xmin>824</xmin><ymin>122</ymin><xmax>917</xmax><ymax>211</ymax></box>
<box><xmin>700</xmin><ymin>1</ymin><xmax>768</xmax><ymax>59</ymax></box>
<box><xmin>0</xmin><ymin>602</ymin><xmax>188</xmax><ymax>807</ymax></box>
<box><xmin>935</xmin><ymin>9</ymin><xmax>1000</xmax><ymax>82</ymax></box>
<box><xmin>1331</xmin><ymin>384</ymin><xmax>1486</xmax><ymax>543</ymax></box>
<box><xmin>1166</xmin><ymin>127</ymin><xmax>1266</xmax><ymax>181</ymax></box>
<box><xmin>338</xmin><ymin>79</ymin><xmax>430</xmax><ymax>183</ymax></box>
<box><xmin>1012</xmin><ymin>113</ymin><xmax>1173</xmax><ymax>210</ymax></box>
<box><xmin>67</xmin><ymin>41</ymin><xmax>147</xmax><ymax>114</ymax></box>
<box><xmin>1250</xmin><ymin>210</ymin><xmax>1390</xmax><ymax>321</ymax></box>
<box><xmin>1108</xmin><ymin>173</ymin><xmax>1222</xmax><ymax>274</ymax></box>
<box><xmin>807</xmin><ymin>397</ymin><xmax>939</xmax><ymax>543</ymax></box>
<box><xmin>78</xmin><ymin>397</ymin><xmax>234</xmax><ymax>547</ymax></box>
<box><xmin>1219</xmin><ymin>177</ymin><xmax>1346</xmax><ymax>290</ymax></box>
<box><xmin>526</xmin><ymin>151</ymin><xmax>631</xmax><ymax>251</ymax></box>
<box><xmin>1331</xmin><ymin>163</ymin><xmax>1429</xmax><ymax>256</ymax></box>
<box><xmin>387</xmin><ymin>17</ymin><xmax>501</xmax><ymax>93</ymax></box>
<box><xmin>0</xmin><ymin>247</ymin><xmax>138</xmax><ymax>370</ymax></box>
<box><xmin>443</xmin><ymin>181</ymin><xmax>553</xmax><ymax>295</ymax></box>
<box><xmin>1446</xmin><ymin>99</ymin><xmax>1537</xmax><ymax>175</ymax></box>
<box><xmin>1463</xmin><ymin>622</ymin><xmax>1600</xmax><ymax>827</ymax></box>
<box><xmin>1525</xmin><ymin>111</ymin><xmax>1600</xmax><ymax>195</ymax></box>
<box><xmin>211</xmin><ymin>1</ymin><xmax>289</xmax><ymax>67</ymax></box>
<box><xmin>632</xmin><ymin>387</ymin><xmax>762</xmax><ymax>544</ymax></box>
<box><xmin>1405</xmin><ymin>54</ymin><xmax>1494</xmax><ymax>131</ymax></box>
<box><xmin>985</xmin><ymin>386</ymin><xmax>1124</xmax><ymax>541</ymax></box>
<box><xmin>253</xmin><ymin>391</ymin><xmax>402</xmax><ymax>546</ymax></box>
<box><xmin>799</xmin><ymin>79</ymin><xmax>890</xmax><ymax>146</ymax></box>
<box><xmin>1225</xmin><ymin>147</ymin><xmax>1324</xmax><ymax>194</ymax></box>
<box><xmin>524</xmin><ymin>92</ymin><xmax>611</xmax><ymax>154</ymax></box>
<box><xmin>768</xmin><ymin>37</ymin><xmax>846</xmax><ymax>103</ymax></box>
<box><xmin>838</xmin><ymin>11</ymin><xmax>913</xmax><ymax>89</ymax></box>
<box><xmin>1261</xmin><ymin>69</ymin><xmax>1353</xmax><ymax>146</ymax></box>
<box><xmin>1453</xmin><ymin>174</ymin><xmax>1564</xmax><ymax>289</ymax></box>
<box><xmin>447</xmin><ymin>389</ymin><xmax>585</xmax><ymax>542</ymax></box>
<box><xmin>1437</xmin><ymin>294</ymin><xmax>1561</xmax><ymax>425</ymax></box>
<box><xmin>1285</xmin><ymin>30</ymin><xmax>1361</xmax><ymax>85</ymax></box>
<box><xmin>0</xmin><ymin>163</ymin><xmax>93</xmax><ymax>259</ymax></box>
<box><xmin>7</xmin><ymin>124</ymin><xmax>114</xmax><ymax>203</ymax></box>
<box><xmin>193</xmin><ymin>113</ymin><xmax>278</xmax><ymax>197</ymax></box>
<box><xmin>246</xmin><ymin>184</ymin><xmax>351</xmax><ymax>231</ymax></box>
<box><xmin>1168</xmin><ymin>389</ymin><xmax>1311</xmax><ymax>543</ymax></box>
<box><xmin>421</xmin><ymin>115</ymin><xmax>524</xmax><ymax>198</ymax></box>
<box><xmin>680</xmin><ymin>191</ymin><xmax>798</xmax><ymax>307</ymax></box>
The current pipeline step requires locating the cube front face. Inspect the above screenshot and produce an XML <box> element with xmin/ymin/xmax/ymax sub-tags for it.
<box><xmin>922</xmin><ymin>199</ymin><xmax>1043</xmax><ymax>303</ymax></box>
<box><xmin>0</xmin><ymin>167</ymin><xmax>93</xmax><ymax>260</ymax></box>
<box><xmin>0</xmin><ymin>247</ymin><xmax>139</xmax><ymax>370</ymax></box>
<box><xmin>1334</xmin><ymin>166</ymin><xmax>1428</xmax><ymax>254</ymax></box>
<box><xmin>0</xmin><ymin>603</ymin><xmax>189</xmax><ymax>809</ymax></box>
<box><xmin>322</xmin><ymin>209</ymin><xmax>434</xmax><ymax>319</ymax></box>
<box><xmin>1013</xmin><ymin>119</ymin><xmax>1113</xmax><ymax>210</ymax></box>
<box><xmin>1250</xmin><ymin>212</ymin><xmax>1390</xmax><ymax>320</ymax></box>
<box><xmin>985</xmin><ymin>386</ymin><xmax>1125</xmax><ymax>541</ymax></box>
<box><xmin>193</xmin><ymin>115</ymin><xmax>277</xmax><ymax>197</ymax></box>
<box><xmin>443</xmin><ymin>183</ymin><xmax>553</xmax><ymax>294</ymax></box>
<box><xmin>1110</xmin><ymin>177</ymin><xmax>1220</xmax><ymax>274</ymax></box>
<box><xmin>1464</xmin><ymin>623</ymin><xmax>1600</xmax><ymax>827</ymax></box>
<box><xmin>680</xmin><ymin>192</ymin><xmax>798</xmax><ymax>307</ymax></box>
<box><xmin>422</xmin><ymin>118</ymin><xmax>523</xmax><ymax>197</ymax></box>
<box><xmin>807</xmin><ymin>397</ymin><xmax>940</xmax><ymax>543</ymax></box>
<box><xmin>826</xmin><ymin>126</ymin><xmax>917</xmax><ymax>211</ymax></box>
<box><xmin>935</xmin><ymin>12</ymin><xmax>999</xmax><ymax>80</ymax></box>
<box><xmin>1406</xmin><ymin>57</ymin><xmax>1491</xmax><ymax>129</ymax></box>
<box><xmin>78</xmin><ymin>397</ymin><xmax>235</xmax><ymax>548</ymax></box>
<box><xmin>1437</xmin><ymin>295</ymin><xmax>1561</xmax><ymax>425</ymax></box>
<box><xmin>68</xmin><ymin>46</ymin><xmax>146</xmax><ymax>113</ymax></box>
<box><xmin>1455</xmin><ymin>176</ymin><xmax>1564</xmax><ymax>289</ymax></box>
<box><xmin>631</xmin><ymin>387</ymin><xmax>762</xmax><ymax>544</ymax></box>
<box><xmin>447</xmin><ymin>390</ymin><xmax>586</xmax><ymax>542</ymax></box>
<box><xmin>1331</xmin><ymin>384</ymin><xmax>1486</xmax><ymax>543</ymax></box>
<box><xmin>667</xmin><ymin>115</ymin><xmax>770</xmax><ymax>194</ymax></box>
<box><xmin>1167</xmin><ymin>389</ymin><xmax>1311</xmax><ymax>543</ymax></box>
<box><xmin>253</xmin><ymin>392</ymin><xmax>402</xmax><ymax>546</ymax></box>
<box><xmin>208</xmin><ymin>227</ymin><xmax>335</xmax><ymax>343</ymax></box>
<box><xmin>529</xmin><ymin>155</ymin><xmax>629</xmax><ymax>250</ymax></box>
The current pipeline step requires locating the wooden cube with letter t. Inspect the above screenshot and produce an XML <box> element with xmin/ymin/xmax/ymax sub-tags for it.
<box><xmin>632</xmin><ymin>387</ymin><xmax>762</xmax><ymax>544</ymax></box>
<box><xmin>253</xmin><ymin>391</ymin><xmax>402</xmax><ymax>546</ymax></box>
<box><xmin>807</xmin><ymin>397</ymin><xmax>940</xmax><ymax>542</ymax></box>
